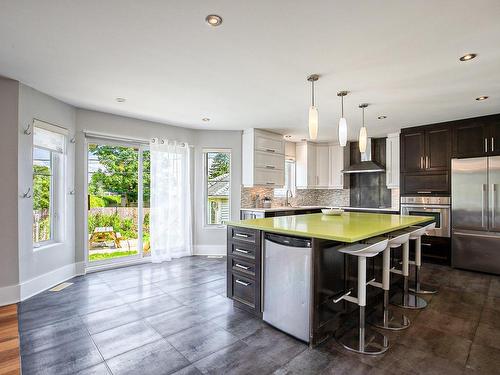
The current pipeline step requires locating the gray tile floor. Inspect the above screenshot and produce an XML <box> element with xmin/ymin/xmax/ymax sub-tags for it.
<box><xmin>19</xmin><ymin>257</ymin><xmax>500</xmax><ymax>375</ymax></box>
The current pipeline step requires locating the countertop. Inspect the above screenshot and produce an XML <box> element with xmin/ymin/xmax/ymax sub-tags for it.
<box><xmin>240</xmin><ymin>206</ymin><xmax>324</xmax><ymax>213</ymax></box>
<box><xmin>228</xmin><ymin>212</ymin><xmax>431</xmax><ymax>243</ymax></box>
<box><xmin>240</xmin><ymin>206</ymin><xmax>399</xmax><ymax>213</ymax></box>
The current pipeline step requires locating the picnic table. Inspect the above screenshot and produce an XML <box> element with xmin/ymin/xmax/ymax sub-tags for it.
<box><xmin>89</xmin><ymin>227</ymin><xmax>122</xmax><ymax>248</ymax></box>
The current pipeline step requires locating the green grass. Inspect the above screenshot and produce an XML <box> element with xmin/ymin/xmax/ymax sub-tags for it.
<box><xmin>89</xmin><ymin>250</ymin><xmax>138</xmax><ymax>261</ymax></box>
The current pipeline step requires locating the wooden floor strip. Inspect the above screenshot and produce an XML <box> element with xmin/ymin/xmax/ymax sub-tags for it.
<box><xmin>0</xmin><ymin>305</ymin><xmax>20</xmax><ymax>375</ymax></box>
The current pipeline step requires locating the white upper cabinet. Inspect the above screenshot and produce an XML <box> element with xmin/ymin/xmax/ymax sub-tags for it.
<box><xmin>316</xmin><ymin>143</ymin><xmax>330</xmax><ymax>188</ymax></box>
<box><xmin>296</xmin><ymin>141</ymin><xmax>348</xmax><ymax>189</ymax></box>
<box><xmin>284</xmin><ymin>141</ymin><xmax>296</xmax><ymax>161</ymax></box>
<box><xmin>242</xmin><ymin>129</ymin><xmax>285</xmax><ymax>187</ymax></box>
<box><xmin>328</xmin><ymin>143</ymin><xmax>349</xmax><ymax>189</ymax></box>
<box><xmin>296</xmin><ymin>141</ymin><xmax>316</xmax><ymax>188</ymax></box>
<box><xmin>386</xmin><ymin>131</ymin><xmax>400</xmax><ymax>188</ymax></box>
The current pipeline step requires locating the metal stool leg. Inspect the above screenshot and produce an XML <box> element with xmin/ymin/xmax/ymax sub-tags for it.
<box><xmin>368</xmin><ymin>247</ymin><xmax>410</xmax><ymax>330</ymax></box>
<box><xmin>338</xmin><ymin>257</ymin><xmax>389</xmax><ymax>355</ymax></box>
<box><xmin>391</xmin><ymin>241</ymin><xmax>427</xmax><ymax>310</ymax></box>
<box><xmin>409</xmin><ymin>236</ymin><xmax>438</xmax><ymax>295</ymax></box>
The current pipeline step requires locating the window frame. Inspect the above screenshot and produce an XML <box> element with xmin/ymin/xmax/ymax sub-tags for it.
<box><xmin>203</xmin><ymin>148</ymin><xmax>231</xmax><ymax>228</ymax></box>
<box><xmin>32</xmin><ymin>137</ymin><xmax>66</xmax><ymax>249</ymax></box>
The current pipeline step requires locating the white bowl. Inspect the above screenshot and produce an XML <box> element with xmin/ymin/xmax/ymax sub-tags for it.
<box><xmin>321</xmin><ymin>208</ymin><xmax>344</xmax><ymax>216</ymax></box>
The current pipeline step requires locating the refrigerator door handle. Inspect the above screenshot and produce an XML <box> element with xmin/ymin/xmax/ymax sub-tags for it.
<box><xmin>492</xmin><ymin>184</ymin><xmax>497</xmax><ymax>229</ymax></box>
<box><xmin>482</xmin><ymin>184</ymin><xmax>487</xmax><ymax>228</ymax></box>
<box><xmin>485</xmin><ymin>138</ymin><xmax>488</xmax><ymax>153</ymax></box>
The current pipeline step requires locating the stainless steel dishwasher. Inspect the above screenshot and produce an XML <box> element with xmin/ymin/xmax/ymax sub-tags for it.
<box><xmin>263</xmin><ymin>233</ymin><xmax>312</xmax><ymax>342</ymax></box>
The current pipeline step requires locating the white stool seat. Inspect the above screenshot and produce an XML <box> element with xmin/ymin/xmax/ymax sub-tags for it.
<box><xmin>425</xmin><ymin>222</ymin><xmax>436</xmax><ymax>233</ymax></box>
<box><xmin>407</xmin><ymin>226</ymin><xmax>427</xmax><ymax>239</ymax></box>
<box><xmin>338</xmin><ymin>239</ymin><xmax>388</xmax><ymax>257</ymax></box>
<box><xmin>387</xmin><ymin>231</ymin><xmax>410</xmax><ymax>247</ymax></box>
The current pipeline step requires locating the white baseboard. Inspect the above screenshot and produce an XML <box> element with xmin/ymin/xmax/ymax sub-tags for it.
<box><xmin>194</xmin><ymin>245</ymin><xmax>226</xmax><ymax>256</ymax></box>
<box><xmin>0</xmin><ymin>262</ymin><xmax>87</xmax><ymax>306</ymax></box>
<box><xmin>19</xmin><ymin>262</ymin><xmax>83</xmax><ymax>301</ymax></box>
<box><xmin>0</xmin><ymin>283</ymin><xmax>20</xmax><ymax>306</ymax></box>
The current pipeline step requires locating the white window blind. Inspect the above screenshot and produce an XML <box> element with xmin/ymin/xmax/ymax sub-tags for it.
<box><xmin>33</xmin><ymin>120</ymin><xmax>67</xmax><ymax>153</ymax></box>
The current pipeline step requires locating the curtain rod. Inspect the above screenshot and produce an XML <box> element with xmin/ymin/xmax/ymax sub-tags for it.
<box><xmin>82</xmin><ymin>130</ymin><xmax>194</xmax><ymax>147</ymax></box>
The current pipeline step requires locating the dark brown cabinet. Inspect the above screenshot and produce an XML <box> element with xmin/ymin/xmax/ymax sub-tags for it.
<box><xmin>401</xmin><ymin>125</ymin><xmax>451</xmax><ymax>195</ymax></box>
<box><xmin>401</xmin><ymin>131</ymin><xmax>425</xmax><ymax>172</ymax></box>
<box><xmin>452</xmin><ymin>115</ymin><xmax>500</xmax><ymax>158</ymax></box>
<box><xmin>401</xmin><ymin>127</ymin><xmax>450</xmax><ymax>173</ymax></box>
<box><xmin>227</xmin><ymin>226</ymin><xmax>261</xmax><ymax>317</ymax></box>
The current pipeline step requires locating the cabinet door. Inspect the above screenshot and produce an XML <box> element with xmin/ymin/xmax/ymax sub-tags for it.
<box><xmin>386</xmin><ymin>135</ymin><xmax>400</xmax><ymax>188</ymax></box>
<box><xmin>401</xmin><ymin>131</ymin><xmax>425</xmax><ymax>172</ymax></box>
<box><xmin>307</xmin><ymin>143</ymin><xmax>317</xmax><ymax>187</ymax></box>
<box><xmin>489</xmin><ymin>123</ymin><xmax>500</xmax><ymax>156</ymax></box>
<box><xmin>329</xmin><ymin>144</ymin><xmax>346</xmax><ymax>189</ymax></box>
<box><xmin>425</xmin><ymin>127</ymin><xmax>450</xmax><ymax>171</ymax></box>
<box><xmin>255</xmin><ymin>135</ymin><xmax>284</xmax><ymax>154</ymax></box>
<box><xmin>316</xmin><ymin>144</ymin><xmax>329</xmax><ymax>187</ymax></box>
<box><xmin>452</xmin><ymin>121</ymin><xmax>489</xmax><ymax>158</ymax></box>
<box><xmin>401</xmin><ymin>172</ymin><xmax>449</xmax><ymax>195</ymax></box>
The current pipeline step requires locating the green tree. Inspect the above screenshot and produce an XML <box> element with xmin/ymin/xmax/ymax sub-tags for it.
<box><xmin>208</xmin><ymin>153</ymin><xmax>229</xmax><ymax>179</ymax></box>
<box><xmin>88</xmin><ymin>145</ymin><xmax>150</xmax><ymax>204</ymax></box>
<box><xmin>33</xmin><ymin>165</ymin><xmax>50</xmax><ymax>210</ymax></box>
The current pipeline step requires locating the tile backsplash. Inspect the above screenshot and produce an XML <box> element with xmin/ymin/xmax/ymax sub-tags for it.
<box><xmin>241</xmin><ymin>187</ymin><xmax>350</xmax><ymax>208</ymax></box>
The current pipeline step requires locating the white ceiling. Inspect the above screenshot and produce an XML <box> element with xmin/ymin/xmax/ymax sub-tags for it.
<box><xmin>1</xmin><ymin>1</ymin><xmax>499</xmax><ymax>141</ymax></box>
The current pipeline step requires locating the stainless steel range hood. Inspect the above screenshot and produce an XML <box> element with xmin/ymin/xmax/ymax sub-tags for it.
<box><xmin>342</xmin><ymin>138</ymin><xmax>385</xmax><ymax>174</ymax></box>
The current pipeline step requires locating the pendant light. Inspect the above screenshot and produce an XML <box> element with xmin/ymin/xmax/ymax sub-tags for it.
<box><xmin>307</xmin><ymin>74</ymin><xmax>319</xmax><ymax>140</ymax></box>
<box><xmin>337</xmin><ymin>91</ymin><xmax>349</xmax><ymax>147</ymax></box>
<box><xmin>358</xmin><ymin>103</ymin><xmax>369</xmax><ymax>153</ymax></box>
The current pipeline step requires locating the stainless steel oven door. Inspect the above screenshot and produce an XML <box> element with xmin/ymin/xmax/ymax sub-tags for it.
<box><xmin>401</xmin><ymin>205</ymin><xmax>450</xmax><ymax>237</ymax></box>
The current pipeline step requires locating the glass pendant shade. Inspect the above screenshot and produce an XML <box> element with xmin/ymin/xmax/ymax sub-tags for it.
<box><xmin>338</xmin><ymin>117</ymin><xmax>347</xmax><ymax>147</ymax></box>
<box><xmin>309</xmin><ymin>105</ymin><xmax>318</xmax><ymax>140</ymax></box>
<box><xmin>359</xmin><ymin>126</ymin><xmax>367</xmax><ymax>153</ymax></box>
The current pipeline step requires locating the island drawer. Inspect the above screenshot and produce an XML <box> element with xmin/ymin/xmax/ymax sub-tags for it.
<box><xmin>231</xmin><ymin>257</ymin><xmax>256</xmax><ymax>277</ymax></box>
<box><xmin>230</xmin><ymin>273</ymin><xmax>256</xmax><ymax>309</ymax></box>
<box><xmin>229</xmin><ymin>227</ymin><xmax>258</xmax><ymax>244</ymax></box>
<box><xmin>229</xmin><ymin>242</ymin><xmax>256</xmax><ymax>260</ymax></box>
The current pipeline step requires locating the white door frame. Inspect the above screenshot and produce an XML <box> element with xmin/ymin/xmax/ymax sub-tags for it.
<box><xmin>84</xmin><ymin>137</ymin><xmax>149</xmax><ymax>270</ymax></box>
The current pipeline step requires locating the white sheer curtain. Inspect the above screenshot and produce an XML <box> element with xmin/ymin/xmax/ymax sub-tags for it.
<box><xmin>150</xmin><ymin>138</ymin><xmax>192</xmax><ymax>263</ymax></box>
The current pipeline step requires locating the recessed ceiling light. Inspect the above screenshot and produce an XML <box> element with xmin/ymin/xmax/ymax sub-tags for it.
<box><xmin>459</xmin><ymin>53</ymin><xmax>477</xmax><ymax>62</ymax></box>
<box><xmin>202</xmin><ymin>117</ymin><xmax>211</xmax><ymax>122</ymax></box>
<box><xmin>116</xmin><ymin>97</ymin><xmax>126</xmax><ymax>103</ymax></box>
<box><xmin>205</xmin><ymin>15</ymin><xmax>222</xmax><ymax>27</ymax></box>
<box><xmin>377</xmin><ymin>115</ymin><xmax>387</xmax><ymax>120</ymax></box>
<box><xmin>284</xmin><ymin>135</ymin><xmax>292</xmax><ymax>139</ymax></box>
<box><xmin>476</xmin><ymin>96</ymin><xmax>489</xmax><ymax>101</ymax></box>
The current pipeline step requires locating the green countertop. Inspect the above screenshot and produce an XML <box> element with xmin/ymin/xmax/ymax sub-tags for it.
<box><xmin>228</xmin><ymin>212</ymin><xmax>432</xmax><ymax>243</ymax></box>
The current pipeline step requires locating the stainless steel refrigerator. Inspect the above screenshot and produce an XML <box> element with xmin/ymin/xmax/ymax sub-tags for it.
<box><xmin>452</xmin><ymin>156</ymin><xmax>500</xmax><ymax>275</ymax></box>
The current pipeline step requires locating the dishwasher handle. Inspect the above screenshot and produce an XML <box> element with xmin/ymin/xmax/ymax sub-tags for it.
<box><xmin>265</xmin><ymin>233</ymin><xmax>311</xmax><ymax>248</ymax></box>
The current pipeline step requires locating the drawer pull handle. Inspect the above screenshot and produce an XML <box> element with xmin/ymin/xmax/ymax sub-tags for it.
<box><xmin>235</xmin><ymin>233</ymin><xmax>249</xmax><ymax>238</ymax></box>
<box><xmin>265</xmin><ymin>165</ymin><xmax>275</xmax><ymax>169</ymax></box>
<box><xmin>235</xmin><ymin>248</ymin><xmax>249</xmax><ymax>254</ymax></box>
<box><xmin>235</xmin><ymin>264</ymin><xmax>250</xmax><ymax>270</ymax></box>
<box><xmin>421</xmin><ymin>243</ymin><xmax>431</xmax><ymax>247</ymax></box>
<box><xmin>266</xmin><ymin>149</ymin><xmax>276</xmax><ymax>153</ymax></box>
<box><xmin>266</xmin><ymin>182</ymin><xmax>275</xmax><ymax>185</ymax></box>
<box><xmin>417</xmin><ymin>191</ymin><xmax>432</xmax><ymax>194</ymax></box>
<box><xmin>235</xmin><ymin>279</ymin><xmax>250</xmax><ymax>287</ymax></box>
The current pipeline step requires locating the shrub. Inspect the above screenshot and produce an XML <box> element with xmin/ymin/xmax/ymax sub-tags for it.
<box><xmin>89</xmin><ymin>195</ymin><xmax>121</xmax><ymax>208</ymax></box>
<box><xmin>88</xmin><ymin>212</ymin><xmax>137</xmax><ymax>240</ymax></box>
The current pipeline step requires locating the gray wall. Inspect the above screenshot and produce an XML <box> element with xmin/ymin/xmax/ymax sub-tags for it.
<box><xmin>17</xmin><ymin>84</ymin><xmax>77</xmax><ymax>288</ymax></box>
<box><xmin>0</xmin><ymin>77</ymin><xmax>19</xmax><ymax>302</ymax></box>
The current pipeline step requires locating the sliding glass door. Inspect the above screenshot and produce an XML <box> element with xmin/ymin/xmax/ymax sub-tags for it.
<box><xmin>86</xmin><ymin>139</ymin><xmax>150</xmax><ymax>266</ymax></box>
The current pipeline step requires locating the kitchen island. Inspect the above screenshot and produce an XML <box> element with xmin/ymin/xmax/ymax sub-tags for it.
<box><xmin>226</xmin><ymin>212</ymin><xmax>431</xmax><ymax>346</ymax></box>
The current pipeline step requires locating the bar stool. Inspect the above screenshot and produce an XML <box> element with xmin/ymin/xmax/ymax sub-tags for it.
<box><xmin>409</xmin><ymin>222</ymin><xmax>438</xmax><ymax>295</ymax></box>
<box><xmin>334</xmin><ymin>238</ymin><xmax>389</xmax><ymax>355</ymax></box>
<box><xmin>366</xmin><ymin>232</ymin><xmax>411</xmax><ymax>331</ymax></box>
<box><xmin>390</xmin><ymin>226</ymin><xmax>427</xmax><ymax>310</ymax></box>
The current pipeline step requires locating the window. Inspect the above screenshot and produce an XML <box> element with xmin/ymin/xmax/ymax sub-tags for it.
<box><xmin>274</xmin><ymin>160</ymin><xmax>296</xmax><ymax>197</ymax></box>
<box><xmin>205</xmin><ymin>150</ymin><xmax>231</xmax><ymax>225</ymax></box>
<box><xmin>32</xmin><ymin>122</ymin><xmax>66</xmax><ymax>246</ymax></box>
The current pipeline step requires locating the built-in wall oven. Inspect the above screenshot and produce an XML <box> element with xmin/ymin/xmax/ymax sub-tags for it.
<box><xmin>400</xmin><ymin>196</ymin><xmax>451</xmax><ymax>238</ymax></box>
